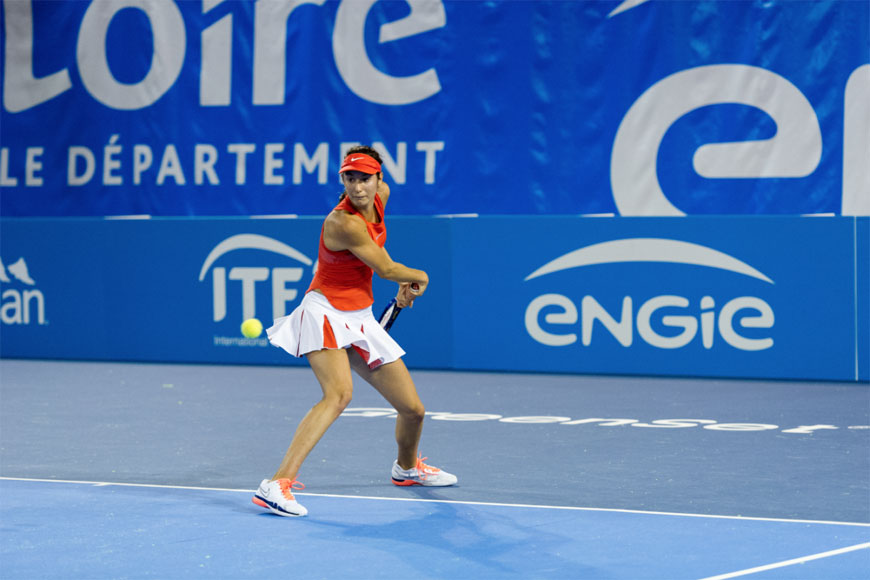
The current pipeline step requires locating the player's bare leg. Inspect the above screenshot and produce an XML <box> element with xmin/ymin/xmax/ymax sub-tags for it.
<box><xmin>351</xmin><ymin>352</ymin><xmax>456</xmax><ymax>486</ymax></box>
<box><xmin>271</xmin><ymin>348</ymin><xmax>354</xmax><ymax>480</ymax></box>
<box><xmin>349</xmin><ymin>352</ymin><xmax>423</xmax><ymax>469</ymax></box>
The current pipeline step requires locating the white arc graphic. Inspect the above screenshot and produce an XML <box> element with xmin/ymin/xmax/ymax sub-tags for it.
<box><xmin>608</xmin><ymin>0</ymin><xmax>650</xmax><ymax>18</ymax></box>
<box><xmin>524</xmin><ymin>238</ymin><xmax>774</xmax><ymax>284</ymax></box>
<box><xmin>198</xmin><ymin>234</ymin><xmax>312</xmax><ymax>281</ymax></box>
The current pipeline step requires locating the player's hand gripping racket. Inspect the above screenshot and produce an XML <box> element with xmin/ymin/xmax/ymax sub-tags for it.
<box><xmin>379</xmin><ymin>283</ymin><xmax>419</xmax><ymax>332</ymax></box>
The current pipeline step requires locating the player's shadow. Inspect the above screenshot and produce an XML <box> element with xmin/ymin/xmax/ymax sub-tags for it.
<box><xmin>293</xmin><ymin>489</ymin><xmax>593</xmax><ymax>577</ymax></box>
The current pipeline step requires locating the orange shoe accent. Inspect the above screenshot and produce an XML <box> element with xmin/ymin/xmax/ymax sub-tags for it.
<box><xmin>322</xmin><ymin>315</ymin><xmax>337</xmax><ymax>348</ymax></box>
<box><xmin>277</xmin><ymin>478</ymin><xmax>305</xmax><ymax>499</ymax></box>
<box><xmin>415</xmin><ymin>456</ymin><xmax>440</xmax><ymax>474</ymax></box>
<box><xmin>252</xmin><ymin>497</ymin><xmax>268</xmax><ymax>508</ymax></box>
<box><xmin>391</xmin><ymin>478</ymin><xmax>420</xmax><ymax>486</ymax></box>
<box><xmin>391</xmin><ymin>456</ymin><xmax>441</xmax><ymax>486</ymax></box>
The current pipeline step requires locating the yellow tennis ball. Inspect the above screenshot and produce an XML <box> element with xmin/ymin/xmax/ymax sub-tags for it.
<box><xmin>241</xmin><ymin>318</ymin><xmax>263</xmax><ymax>338</ymax></box>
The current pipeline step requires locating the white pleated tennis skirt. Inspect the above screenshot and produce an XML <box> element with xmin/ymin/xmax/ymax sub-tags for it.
<box><xmin>267</xmin><ymin>291</ymin><xmax>405</xmax><ymax>370</ymax></box>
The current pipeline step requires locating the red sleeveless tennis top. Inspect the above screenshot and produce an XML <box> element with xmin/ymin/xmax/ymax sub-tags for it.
<box><xmin>307</xmin><ymin>194</ymin><xmax>386</xmax><ymax>311</ymax></box>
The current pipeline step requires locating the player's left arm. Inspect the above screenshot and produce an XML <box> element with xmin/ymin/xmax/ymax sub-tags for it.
<box><xmin>374</xmin><ymin>178</ymin><xmax>419</xmax><ymax>308</ymax></box>
<box><xmin>374</xmin><ymin>179</ymin><xmax>416</xmax><ymax>306</ymax></box>
<box><xmin>326</xmin><ymin>213</ymin><xmax>428</xmax><ymax>294</ymax></box>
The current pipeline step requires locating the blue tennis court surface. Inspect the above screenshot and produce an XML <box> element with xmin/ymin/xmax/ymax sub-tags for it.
<box><xmin>1</xmin><ymin>360</ymin><xmax>868</xmax><ymax>578</ymax></box>
<box><xmin>2</xmin><ymin>479</ymin><xmax>868</xmax><ymax>579</ymax></box>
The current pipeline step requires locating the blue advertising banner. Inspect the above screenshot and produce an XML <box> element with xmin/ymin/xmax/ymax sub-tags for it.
<box><xmin>2</xmin><ymin>0</ymin><xmax>868</xmax><ymax>217</ymax></box>
<box><xmin>451</xmin><ymin>217</ymin><xmax>864</xmax><ymax>381</ymax></box>
<box><xmin>0</xmin><ymin>215</ymin><xmax>453</xmax><ymax>368</ymax></box>
<box><xmin>1</xmin><ymin>215</ymin><xmax>867</xmax><ymax>381</ymax></box>
<box><xmin>857</xmin><ymin>217</ymin><xmax>869</xmax><ymax>382</ymax></box>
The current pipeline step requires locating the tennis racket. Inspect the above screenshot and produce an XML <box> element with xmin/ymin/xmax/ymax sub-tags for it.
<box><xmin>378</xmin><ymin>283</ymin><xmax>419</xmax><ymax>332</ymax></box>
<box><xmin>379</xmin><ymin>298</ymin><xmax>402</xmax><ymax>332</ymax></box>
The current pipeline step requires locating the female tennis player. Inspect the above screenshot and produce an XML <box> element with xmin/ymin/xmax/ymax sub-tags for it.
<box><xmin>252</xmin><ymin>146</ymin><xmax>457</xmax><ymax>517</ymax></box>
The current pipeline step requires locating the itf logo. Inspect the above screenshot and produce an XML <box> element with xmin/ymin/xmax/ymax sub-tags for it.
<box><xmin>0</xmin><ymin>256</ymin><xmax>46</xmax><ymax>325</ymax></box>
<box><xmin>524</xmin><ymin>238</ymin><xmax>775</xmax><ymax>351</ymax></box>
<box><xmin>198</xmin><ymin>234</ymin><xmax>313</xmax><ymax>325</ymax></box>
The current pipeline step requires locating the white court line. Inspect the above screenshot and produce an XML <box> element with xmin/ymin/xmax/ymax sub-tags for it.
<box><xmin>2</xmin><ymin>476</ymin><xmax>869</xmax><ymax>528</ymax></box>
<box><xmin>698</xmin><ymin>542</ymin><xmax>870</xmax><ymax>580</ymax></box>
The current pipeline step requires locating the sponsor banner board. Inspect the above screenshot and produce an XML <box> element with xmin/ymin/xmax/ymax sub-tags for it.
<box><xmin>1</xmin><ymin>216</ymin><xmax>867</xmax><ymax>381</ymax></box>
<box><xmin>0</xmin><ymin>216</ymin><xmax>452</xmax><ymax>368</ymax></box>
<box><xmin>858</xmin><ymin>217</ymin><xmax>870</xmax><ymax>382</ymax></box>
<box><xmin>451</xmin><ymin>217</ymin><xmax>866</xmax><ymax>381</ymax></box>
<box><xmin>1</xmin><ymin>0</ymin><xmax>867</xmax><ymax>217</ymax></box>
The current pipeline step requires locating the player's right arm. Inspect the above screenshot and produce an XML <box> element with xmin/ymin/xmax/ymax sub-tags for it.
<box><xmin>323</xmin><ymin>211</ymin><xmax>428</xmax><ymax>295</ymax></box>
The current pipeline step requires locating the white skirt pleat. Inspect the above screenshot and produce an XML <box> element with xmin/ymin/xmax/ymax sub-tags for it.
<box><xmin>267</xmin><ymin>291</ymin><xmax>405</xmax><ymax>370</ymax></box>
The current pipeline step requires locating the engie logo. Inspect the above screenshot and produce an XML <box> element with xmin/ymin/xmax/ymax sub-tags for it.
<box><xmin>198</xmin><ymin>234</ymin><xmax>313</xmax><ymax>325</ymax></box>
<box><xmin>0</xmin><ymin>256</ymin><xmax>46</xmax><ymax>325</ymax></box>
<box><xmin>523</xmin><ymin>238</ymin><xmax>775</xmax><ymax>351</ymax></box>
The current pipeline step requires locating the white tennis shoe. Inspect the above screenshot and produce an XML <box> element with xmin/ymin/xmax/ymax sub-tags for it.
<box><xmin>252</xmin><ymin>478</ymin><xmax>307</xmax><ymax>517</ymax></box>
<box><xmin>391</xmin><ymin>456</ymin><xmax>458</xmax><ymax>487</ymax></box>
